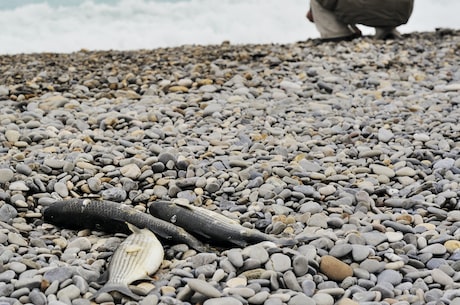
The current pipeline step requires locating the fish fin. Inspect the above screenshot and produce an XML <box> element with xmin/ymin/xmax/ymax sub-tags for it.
<box><xmin>126</xmin><ymin>222</ymin><xmax>142</xmax><ymax>234</ymax></box>
<box><xmin>172</xmin><ymin>200</ymin><xmax>194</xmax><ymax>210</ymax></box>
<box><xmin>97</xmin><ymin>270</ymin><xmax>109</xmax><ymax>285</ymax></box>
<box><xmin>229</xmin><ymin>237</ymin><xmax>249</xmax><ymax>247</ymax></box>
<box><xmin>90</xmin><ymin>283</ymin><xmax>141</xmax><ymax>301</ymax></box>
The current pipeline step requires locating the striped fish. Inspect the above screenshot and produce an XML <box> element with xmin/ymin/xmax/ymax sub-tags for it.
<box><xmin>149</xmin><ymin>200</ymin><xmax>297</xmax><ymax>247</ymax></box>
<box><xmin>43</xmin><ymin>198</ymin><xmax>207</xmax><ymax>252</ymax></box>
<box><xmin>92</xmin><ymin>223</ymin><xmax>164</xmax><ymax>301</ymax></box>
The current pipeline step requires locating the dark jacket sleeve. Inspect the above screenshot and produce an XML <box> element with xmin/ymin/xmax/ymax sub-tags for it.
<box><xmin>316</xmin><ymin>0</ymin><xmax>338</xmax><ymax>10</ymax></box>
<box><xmin>324</xmin><ymin>0</ymin><xmax>414</xmax><ymax>27</ymax></box>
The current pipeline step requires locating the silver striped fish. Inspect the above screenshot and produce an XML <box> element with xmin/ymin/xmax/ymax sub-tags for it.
<box><xmin>92</xmin><ymin>223</ymin><xmax>164</xmax><ymax>300</ymax></box>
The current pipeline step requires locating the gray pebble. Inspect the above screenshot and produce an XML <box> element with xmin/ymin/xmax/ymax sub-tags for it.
<box><xmin>44</xmin><ymin>267</ymin><xmax>74</xmax><ymax>282</ymax></box>
<box><xmin>187</xmin><ymin>279</ymin><xmax>222</xmax><ymax>298</ymax></box>
<box><xmin>266</xmin><ymin>253</ymin><xmax>291</xmax><ymax>272</ymax></box>
<box><xmin>203</xmin><ymin>296</ymin><xmax>243</xmax><ymax>305</ymax></box>
<box><xmin>329</xmin><ymin>244</ymin><xmax>352</xmax><ymax>258</ymax></box>
<box><xmin>247</xmin><ymin>290</ymin><xmax>269</xmax><ymax>304</ymax></box>
<box><xmin>420</xmin><ymin>244</ymin><xmax>447</xmax><ymax>255</ymax></box>
<box><xmin>29</xmin><ymin>289</ymin><xmax>48</xmax><ymax>305</ymax></box>
<box><xmin>377</xmin><ymin>269</ymin><xmax>402</xmax><ymax>286</ymax></box>
<box><xmin>288</xmin><ymin>293</ymin><xmax>315</xmax><ymax>305</ymax></box>
<box><xmin>432</xmin><ymin>268</ymin><xmax>454</xmax><ymax>287</ymax></box>
<box><xmin>313</xmin><ymin>292</ymin><xmax>334</xmax><ymax>305</ymax></box>
<box><xmin>0</xmin><ymin>204</ymin><xmax>17</xmax><ymax>222</ymax></box>
<box><xmin>227</xmin><ymin>249</ymin><xmax>244</xmax><ymax>268</ymax></box>
<box><xmin>0</xmin><ymin>168</ymin><xmax>14</xmax><ymax>183</ymax></box>
<box><xmin>283</xmin><ymin>270</ymin><xmax>302</xmax><ymax>292</ymax></box>
<box><xmin>293</xmin><ymin>255</ymin><xmax>309</xmax><ymax>276</ymax></box>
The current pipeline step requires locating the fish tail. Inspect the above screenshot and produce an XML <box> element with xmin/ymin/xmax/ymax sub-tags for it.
<box><xmin>90</xmin><ymin>283</ymin><xmax>141</xmax><ymax>301</ymax></box>
<box><xmin>275</xmin><ymin>237</ymin><xmax>298</xmax><ymax>247</ymax></box>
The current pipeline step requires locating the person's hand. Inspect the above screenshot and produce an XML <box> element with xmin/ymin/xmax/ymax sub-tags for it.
<box><xmin>306</xmin><ymin>8</ymin><xmax>314</xmax><ymax>22</ymax></box>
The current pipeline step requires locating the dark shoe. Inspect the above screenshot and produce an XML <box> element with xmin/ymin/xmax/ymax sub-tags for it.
<box><xmin>375</xmin><ymin>28</ymin><xmax>402</xmax><ymax>40</ymax></box>
<box><xmin>321</xmin><ymin>31</ymin><xmax>362</xmax><ymax>42</ymax></box>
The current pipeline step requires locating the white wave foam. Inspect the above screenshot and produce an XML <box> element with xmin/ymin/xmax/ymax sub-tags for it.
<box><xmin>0</xmin><ymin>0</ymin><xmax>459</xmax><ymax>54</ymax></box>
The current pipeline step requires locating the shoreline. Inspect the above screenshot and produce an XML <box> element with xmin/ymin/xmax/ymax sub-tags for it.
<box><xmin>0</xmin><ymin>29</ymin><xmax>459</xmax><ymax>305</ymax></box>
<box><xmin>0</xmin><ymin>28</ymin><xmax>457</xmax><ymax>57</ymax></box>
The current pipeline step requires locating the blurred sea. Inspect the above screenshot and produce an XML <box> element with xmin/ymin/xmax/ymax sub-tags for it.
<box><xmin>0</xmin><ymin>0</ymin><xmax>459</xmax><ymax>54</ymax></box>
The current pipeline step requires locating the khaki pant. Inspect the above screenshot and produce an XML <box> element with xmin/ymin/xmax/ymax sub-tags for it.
<box><xmin>310</xmin><ymin>0</ymin><xmax>355</xmax><ymax>39</ymax></box>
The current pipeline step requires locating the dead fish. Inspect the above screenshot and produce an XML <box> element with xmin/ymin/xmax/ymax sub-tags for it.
<box><xmin>148</xmin><ymin>200</ymin><xmax>297</xmax><ymax>247</ymax></box>
<box><xmin>91</xmin><ymin>223</ymin><xmax>164</xmax><ymax>300</ymax></box>
<box><xmin>43</xmin><ymin>198</ymin><xmax>206</xmax><ymax>252</ymax></box>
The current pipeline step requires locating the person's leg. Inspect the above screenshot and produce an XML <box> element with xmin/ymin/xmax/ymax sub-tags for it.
<box><xmin>309</xmin><ymin>0</ymin><xmax>356</xmax><ymax>40</ymax></box>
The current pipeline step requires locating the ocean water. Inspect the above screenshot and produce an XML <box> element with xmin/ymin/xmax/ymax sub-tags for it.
<box><xmin>1</xmin><ymin>0</ymin><xmax>459</xmax><ymax>54</ymax></box>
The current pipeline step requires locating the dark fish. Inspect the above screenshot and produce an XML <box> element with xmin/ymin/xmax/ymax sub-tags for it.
<box><xmin>148</xmin><ymin>200</ymin><xmax>296</xmax><ymax>247</ymax></box>
<box><xmin>43</xmin><ymin>198</ymin><xmax>206</xmax><ymax>252</ymax></box>
<box><xmin>91</xmin><ymin>223</ymin><xmax>164</xmax><ymax>301</ymax></box>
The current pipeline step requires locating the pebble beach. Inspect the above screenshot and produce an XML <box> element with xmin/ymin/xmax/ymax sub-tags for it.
<box><xmin>0</xmin><ymin>29</ymin><xmax>459</xmax><ymax>305</ymax></box>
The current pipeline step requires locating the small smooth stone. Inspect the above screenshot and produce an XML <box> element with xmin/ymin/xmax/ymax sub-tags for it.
<box><xmin>224</xmin><ymin>287</ymin><xmax>255</xmax><ymax>298</ymax></box>
<box><xmin>243</xmin><ymin>245</ymin><xmax>269</xmax><ymax>264</ymax></box>
<box><xmin>0</xmin><ymin>204</ymin><xmax>17</xmax><ymax>222</ymax></box>
<box><xmin>29</xmin><ymin>290</ymin><xmax>47</xmax><ymax>305</ymax></box>
<box><xmin>283</xmin><ymin>270</ymin><xmax>302</xmax><ymax>292</ymax></box>
<box><xmin>431</xmin><ymin>268</ymin><xmax>454</xmax><ymax>287</ymax></box>
<box><xmin>56</xmin><ymin>284</ymin><xmax>81</xmax><ymax>300</ymax></box>
<box><xmin>226</xmin><ymin>277</ymin><xmax>247</xmax><ymax>288</ymax></box>
<box><xmin>54</xmin><ymin>181</ymin><xmax>69</xmax><ymax>197</ymax></box>
<box><xmin>313</xmin><ymin>292</ymin><xmax>335</xmax><ymax>305</ymax></box>
<box><xmin>120</xmin><ymin>163</ymin><xmax>141</xmax><ymax>179</ymax></box>
<box><xmin>302</xmin><ymin>279</ymin><xmax>316</xmax><ymax>297</ymax></box>
<box><xmin>419</xmin><ymin>244</ymin><xmax>446</xmax><ymax>255</ymax></box>
<box><xmin>360</xmin><ymin>259</ymin><xmax>385</xmax><ymax>274</ymax></box>
<box><xmin>362</xmin><ymin>232</ymin><xmax>387</xmax><ymax>246</ymax></box>
<box><xmin>385</xmin><ymin>261</ymin><xmax>405</xmax><ymax>270</ymax></box>
<box><xmin>293</xmin><ymin>255</ymin><xmax>309</xmax><ymax>276</ymax></box>
<box><xmin>447</xmin><ymin>211</ymin><xmax>460</xmax><ymax>222</ymax></box>
<box><xmin>288</xmin><ymin>293</ymin><xmax>315</xmax><ymax>305</ymax></box>
<box><xmin>329</xmin><ymin>244</ymin><xmax>353</xmax><ymax>258</ymax></box>
<box><xmin>370</xmin><ymin>283</ymin><xmax>394</xmax><ymax>299</ymax></box>
<box><xmin>67</xmin><ymin>237</ymin><xmax>91</xmax><ymax>251</ymax></box>
<box><xmin>320</xmin><ymin>255</ymin><xmax>353</xmax><ymax>282</ymax></box>
<box><xmin>247</xmin><ymin>290</ymin><xmax>269</xmax><ymax>304</ymax></box>
<box><xmin>378</xmin><ymin>128</ymin><xmax>393</xmax><ymax>142</ymax></box>
<box><xmin>0</xmin><ymin>270</ymin><xmax>16</xmax><ymax>282</ymax></box>
<box><xmin>377</xmin><ymin>269</ymin><xmax>402</xmax><ymax>286</ymax></box>
<box><xmin>187</xmin><ymin>279</ymin><xmax>222</xmax><ymax>298</ymax></box>
<box><xmin>413</xmin><ymin>133</ymin><xmax>430</xmax><ymax>141</ymax></box>
<box><xmin>351</xmin><ymin>245</ymin><xmax>371</xmax><ymax>262</ymax></box>
<box><xmin>44</xmin><ymin>158</ymin><xmax>66</xmax><ymax>169</ymax></box>
<box><xmin>7</xmin><ymin>261</ymin><xmax>27</xmax><ymax>273</ymax></box>
<box><xmin>337</xmin><ymin>297</ymin><xmax>359</xmax><ymax>305</ymax></box>
<box><xmin>0</xmin><ymin>168</ymin><xmax>14</xmax><ymax>183</ymax></box>
<box><xmin>319</xmin><ymin>185</ymin><xmax>336</xmax><ymax>196</ymax></box>
<box><xmin>5</xmin><ymin>129</ymin><xmax>21</xmax><ymax>142</ymax></box>
<box><xmin>395</xmin><ymin>167</ymin><xmax>417</xmax><ymax>176</ymax></box>
<box><xmin>433</xmin><ymin>158</ymin><xmax>455</xmax><ymax>169</ymax></box>
<box><xmin>385</xmin><ymin>231</ymin><xmax>404</xmax><ymax>242</ymax></box>
<box><xmin>369</xmin><ymin>164</ymin><xmax>395</xmax><ymax>178</ymax></box>
<box><xmin>265</xmin><ymin>298</ymin><xmax>283</xmax><ymax>305</ymax></box>
<box><xmin>9</xmin><ymin>181</ymin><xmax>30</xmax><ymax>191</ymax></box>
<box><xmin>8</xmin><ymin>232</ymin><xmax>28</xmax><ymax>247</ymax></box>
<box><xmin>266</xmin><ymin>253</ymin><xmax>291</xmax><ymax>272</ymax></box>
<box><xmin>307</xmin><ymin>213</ymin><xmax>328</xmax><ymax>228</ymax></box>
<box><xmin>203</xmin><ymin>296</ymin><xmax>243</xmax><ymax>305</ymax></box>
<box><xmin>445</xmin><ymin>240</ymin><xmax>460</xmax><ymax>253</ymax></box>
